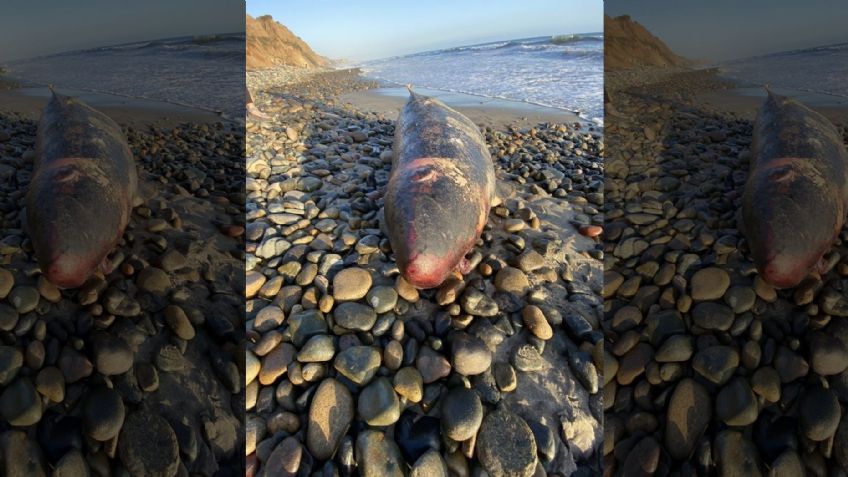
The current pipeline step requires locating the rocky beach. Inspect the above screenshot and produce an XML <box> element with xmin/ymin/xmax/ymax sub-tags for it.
<box><xmin>604</xmin><ymin>66</ymin><xmax>848</xmax><ymax>475</ymax></box>
<box><xmin>245</xmin><ymin>66</ymin><xmax>605</xmax><ymax>477</ymax></box>
<box><xmin>0</xmin><ymin>85</ymin><xmax>245</xmax><ymax>476</ymax></box>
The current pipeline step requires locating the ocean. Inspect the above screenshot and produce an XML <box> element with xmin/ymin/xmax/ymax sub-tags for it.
<box><xmin>357</xmin><ymin>34</ymin><xmax>604</xmax><ymax>125</ymax></box>
<box><xmin>719</xmin><ymin>42</ymin><xmax>848</xmax><ymax>101</ymax></box>
<box><xmin>3</xmin><ymin>33</ymin><xmax>245</xmax><ymax>118</ymax></box>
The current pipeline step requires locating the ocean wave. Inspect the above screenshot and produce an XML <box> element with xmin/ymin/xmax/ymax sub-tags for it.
<box><xmin>552</xmin><ymin>33</ymin><xmax>603</xmax><ymax>44</ymax></box>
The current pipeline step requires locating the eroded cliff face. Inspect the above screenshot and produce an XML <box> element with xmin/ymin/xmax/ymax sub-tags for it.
<box><xmin>246</xmin><ymin>14</ymin><xmax>328</xmax><ymax>70</ymax></box>
<box><xmin>604</xmin><ymin>14</ymin><xmax>689</xmax><ymax>70</ymax></box>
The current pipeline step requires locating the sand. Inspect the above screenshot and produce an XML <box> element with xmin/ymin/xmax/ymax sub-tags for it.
<box><xmin>0</xmin><ymin>85</ymin><xmax>227</xmax><ymax>128</ymax></box>
<box><xmin>337</xmin><ymin>87</ymin><xmax>587</xmax><ymax>130</ymax></box>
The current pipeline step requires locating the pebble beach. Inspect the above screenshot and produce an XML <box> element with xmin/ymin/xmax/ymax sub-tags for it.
<box><xmin>0</xmin><ymin>85</ymin><xmax>245</xmax><ymax>476</ymax></box>
<box><xmin>245</xmin><ymin>66</ymin><xmax>605</xmax><ymax>476</ymax></box>
<box><xmin>604</xmin><ymin>67</ymin><xmax>848</xmax><ymax>475</ymax></box>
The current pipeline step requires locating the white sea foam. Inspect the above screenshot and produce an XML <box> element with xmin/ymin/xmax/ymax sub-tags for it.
<box><xmin>358</xmin><ymin>34</ymin><xmax>604</xmax><ymax>124</ymax></box>
<box><xmin>4</xmin><ymin>34</ymin><xmax>245</xmax><ymax>117</ymax></box>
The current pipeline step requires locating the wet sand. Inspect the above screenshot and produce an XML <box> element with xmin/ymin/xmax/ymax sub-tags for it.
<box><xmin>0</xmin><ymin>84</ymin><xmax>228</xmax><ymax>128</ymax></box>
<box><xmin>337</xmin><ymin>87</ymin><xmax>586</xmax><ymax>130</ymax></box>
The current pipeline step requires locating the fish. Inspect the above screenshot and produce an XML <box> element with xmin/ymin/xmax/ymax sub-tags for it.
<box><xmin>26</xmin><ymin>91</ymin><xmax>138</xmax><ymax>288</ymax></box>
<box><xmin>384</xmin><ymin>90</ymin><xmax>495</xmax><ymax>289</ymax></box>
<box><xmin>741</xmin><ymin>89</ymin><xmax>848</xmax><ymax>288</ymax></box>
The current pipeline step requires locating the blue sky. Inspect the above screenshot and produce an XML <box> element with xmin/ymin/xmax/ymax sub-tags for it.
<box><xmin>606</xmin><ymin>0</ymin><xmax>848</xmax><ymax>61</ymax></box>
<box><xmin>247</xmin><ymin>0</ymin><xmax>603</xmax><ymax>61</ymax></box>
<box><xmin>0</xmin><ymin>0</ymin><xmax>244</xmax><ymax>62</ymax></box>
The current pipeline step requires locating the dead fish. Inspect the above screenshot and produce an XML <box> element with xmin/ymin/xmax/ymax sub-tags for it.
<box><xmin>384</xmin><ymin>91</ymin><xmax>495</xmax><ymax>289</ymax></box>
<box><xmin>742</xmin><ymin>89</ymin><xmax>848</xmax><ymax>288</ymax></box>
<box><xmin>26</xmin><ymin>91</ymin><xmax>138</xmax><ymax>288</ymax></box>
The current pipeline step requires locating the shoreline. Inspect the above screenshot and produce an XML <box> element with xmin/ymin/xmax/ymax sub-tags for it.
<box><xmin>337</xmin><ymin>86</ymin><xmax>592</xmax><ymax>131</ymax></box>
<box><xmin>0</xmin><ymin>79</ymin><xmax>234</xmax><ymax>128</ymax></box>
<box><xmin>249</xmin><ymin>65</ymin><xmax>601</xmax><ymax>131</ymax></box>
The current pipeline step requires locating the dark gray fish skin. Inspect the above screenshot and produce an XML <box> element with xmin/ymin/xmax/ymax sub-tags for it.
<box><xmin>384</xmin><ymin>92</ymin><xmax>495</xmax><ymax>289</ymax></box>
<box><xmin>742</xmin><ymin>90</ymin><xmax>848</xmax><ymax>288</ymax></box>
<box><xmin>26</xmin><ymin>91</ymin><xmax>138</xmax><ymax>288</ymax></box>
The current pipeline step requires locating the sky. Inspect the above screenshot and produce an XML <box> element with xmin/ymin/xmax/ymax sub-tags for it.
<box><xmin>247</xmin><ymin>0</ymin><xmax>603</xmax><ymax>61</ymax></box>
<box><xmin>606</xmin><ymin>0</ymin><xmax>848</xmax><ymax>62</ymax></box>
<box><xmin>0</xmin><ymin>0</ymin><xmax>245</xmax><ymax>62</ymax></box>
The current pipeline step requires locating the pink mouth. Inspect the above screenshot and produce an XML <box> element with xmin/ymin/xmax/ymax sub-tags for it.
<box><xmin>43</xmin><ymin>253</ymin><xmax>95</xmax><ymax>289</ymax></box>
<box><xmin>760</xmin><ymin>255</ymin><xmax>815</xmax><ymax>289</ymax></box>
<box><xmin>403</xmin><ymin>253</ymin><xmax>456</xmax><ymax>289</ymax></box>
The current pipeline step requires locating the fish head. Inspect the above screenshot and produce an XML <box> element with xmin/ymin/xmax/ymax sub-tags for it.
<box><xmin>26</xmin><ymin>158</ymin><xmax>126</xmax><ymax>288</ymax></box>
<box><xmin>742</xmin><ymin>157</ymin><xmax>842</xmax><ymax>288</ymax></box>
<box><xmin>385</xmin><ymin>158</ymin><xmax>487</xmax><ymax>289</ymax></box>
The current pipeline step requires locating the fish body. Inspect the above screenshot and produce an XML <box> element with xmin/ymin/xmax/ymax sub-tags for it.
<box><xmin>742</xmin><ymin>90</ymin><xmax>848</xmax><ymax>288</ymax></box>
<box><xmin>26</xmin><ymin>92</ymin><xmax>137</xmax><ymax>288</ymax></box>
<box><xmin>385</xmin><ymin>92</ymin><xmax>495</xmax><ymax>289</ymax></box>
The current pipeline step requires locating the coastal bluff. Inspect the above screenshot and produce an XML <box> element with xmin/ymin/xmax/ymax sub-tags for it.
<box><xmin>604</xmin><ymin>14</ymin><xmax>688</xmax><ymax>70</ymax></box>
<box><xmin>247</xmin><ymin>14</ymin><xmax>328</xmax><ymax>70</ymax></box>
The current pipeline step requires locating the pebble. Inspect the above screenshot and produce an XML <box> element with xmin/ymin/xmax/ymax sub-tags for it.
<box><xmin>164</xmin><ymin>305</ymin><xmax>195</xmax><ymax>340</ymax></box>
<box><xmin>714</xmin><ymin>430</ymin><xmax>761</xmax><ymax>476</ymax></box>
<box><xmin>440</xmin><ymin>387</ymin><xmax>483</xmax><ymax>441</ymax></box>
<box><xmin>297</xmin><ymin>335</ymin><xmax>335</xmax><ymax>362</ymax></box>
<box><xmin>459</xmin><ymin>288</ymin><xmax>499</xmax><ymax>317</ymax></box>
<box><xmin>1</xmin><ymin>430</ymin><xmax>45</xmax><ymax>476</ymax></box>
<box><xmin>0</xmin><ymin>346</ymin><xmax>22</xmax><ymax>386</ymax></box>
<box><xmin>332</xmin><ymin>267</ymin><xmax>372</xmax><ymax>301</ymax></box>
<box><xmin>692</xmin><ymin>345</ymin><xmax>739</xmax><ymax>385</ymax></box>
<box><xmin>53</xmin><ymin>450</ymin><xmax>89</xmax><ymax>477</ymax></box>
<box><xmin>366</xmin><ymin>286</ymin><xmax>398</xmax><ymax>313</ymax></box>
<box><xmin>8</xmin><ymin>286</ymin><xmax>38</xmax><ymax>314</ymax></box>
<box><xmin>808</xmin><ymin>331</ymin><xmax>848</xmax><ymax>375</ymax></box>
<box><xmin>358</xmin><ymin>377</ymin><xmax>401</xmax><ymax>426</ymax></box>
<box><xmin>493</xmin><ymin>267</ymin><xmax>531</xmax><ymax>295</ymax></box>
<box><xmin>493</xmin><ymin>363</ymin><xmax>517</xmax><ymax>392</ymax></box>
<box><xmin>264</xmin><ymin>437</ymin><xmax>301</xmax><ymax>477</ymax></box>
<box><xmin>450</xmin><ymin>333</ymin><xmax>492</xmax><ymax>376</ymax></box>
<box><xmin>665</xmin><ymin>378</ymin><xmax>711</xmax><ymax>461</ymax></box>
<box><xmin>91</xmin><ymin>332</ymin><xmax>134</xmax><ymax>376</ymax></box>
<box><xmin>476</xmin><ymin>408</ymin><xmax>537</xmax><ymax>477</ymax></box>
<box><xmin>689</xmin><ymin>267</ymin><xmax>730</xmax><ymax>301</ymax></box>
<box><xmin>521</xmin><ymin>305</ymin><xmax>552</xmax><ymax>339</ymax></box>
<box><xmin>410</xmin><ymin>449</ymin><xmax>449</xmax><ymax>477</ymax></box>
<box><xmin>118</xmin><ymin>411</ymin><xmax>180</xmax><ymax>477</ymax></box>
<box><xmin>307</xmin><ymin>379</ymin><xmax>354</xmax><ymax>460</ymax></box>
<box><xmin>393</xmin><ymin>367</ymin><xmax>423</xmax><ymax>403</ymax></box>
<box><xmin>512</xmin><ymin>344</ymin><xmax>544</xmax><ymax>372</ymax></box>
<box><xmin>715</xmin><ymin>377</ymin><xmax>758</xmax><ymax>426</ymax></box>
<box><xmin>0</xmin><ymin>378</ymin><xmax>41</xmax><ymax>426</ymax></box>
<box><xmin>136</xmin><ymin>267</ymin><xmax>171</xmax><ymax>294</ymax></box>
<box><xmin>800</xmin><ymin>386</ymin><xmax>841</xmax><ymax>441</ymax></box>
<box><xmin>333</xmin><ymin>346</ymin><xmax>381</xmax><ymax>384</ymax></box>
<box><xmin>35</xmin><ymin>367</ymin><xmax>65</xmax><ymax>402</ymax></box>
<box><xmin>333</xmin><ymin>302</ymin><xmax>377</xmax><ymax>331</ymax></box>
<box><xmin>84</xmin><ymin>387</ymin><xmax>125</xmax><ymax>441</ymax></box>
<box><xmin>355</xmin><ymin>430</ymin><xmax>406</xmax><ymax>477</ymax></box>
<box><xmin>416</xmin><ymin>346</ymin><xmax>451</xmax><ymax>383</ymax></box>
<box><xmin>691</xmin><ymin>302</ymin><xmax>735</xmax><ymax>331</ymax></box>
<box><xmin>258</xmin><ymin>343</ymin><xmax>295</xmax><ymax>385</ymax></box>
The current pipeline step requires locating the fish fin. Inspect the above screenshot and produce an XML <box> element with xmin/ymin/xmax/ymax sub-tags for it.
<box><xmin>406</xmin><ymin>83</ymin><xmax>414</xmax><ymax>93</ymax></box>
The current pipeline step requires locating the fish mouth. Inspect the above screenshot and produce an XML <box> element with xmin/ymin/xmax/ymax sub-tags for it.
<box><xmin>42</xmin><ymin>253</ymin><xmax>96</xmax><ymax>289</ymax></box>
<box><xmin>402</xmin><ymin>253</ymin><xmax>456</xmax><ymax>289</ymax></box>
<box><xmin>759</xmin><ymin>252</ymin><xmax>820</xmax><ymax>289</ymax></box>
